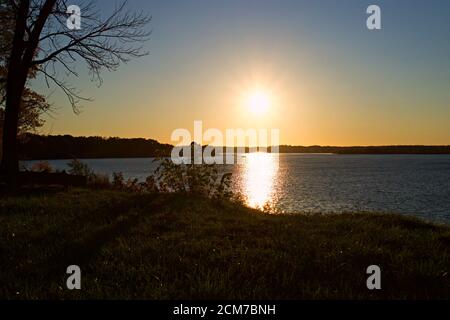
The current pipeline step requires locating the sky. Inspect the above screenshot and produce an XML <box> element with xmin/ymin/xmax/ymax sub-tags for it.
<box><xmin>35</xmin><ymin>0</ymin><xmax>450</xmax><ymax>146</ymax></box>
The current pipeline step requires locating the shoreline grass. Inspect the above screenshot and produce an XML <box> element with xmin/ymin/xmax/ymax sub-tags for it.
<box><xmin>0</xmin><ymin>189</ymin><xmax>449</xmax><ymax>299</ymax></box>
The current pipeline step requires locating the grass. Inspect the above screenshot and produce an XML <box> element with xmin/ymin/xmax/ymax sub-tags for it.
<box><xmin>0</xmin><ymin>188</ymin><xmax>449</xmax><ymax>299</ymax></box>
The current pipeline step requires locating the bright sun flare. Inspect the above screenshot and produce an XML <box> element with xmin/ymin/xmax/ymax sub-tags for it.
<box><xmin>246</xmin><ymin>90</ymin><xmax>271</xmax><ymax>115</ymax></box>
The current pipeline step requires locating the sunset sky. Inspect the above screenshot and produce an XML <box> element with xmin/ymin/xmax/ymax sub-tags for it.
<box><xmin>35</xmin><ymin>0</ymin><xmax>450</xmax><ymax>146</ymax></box>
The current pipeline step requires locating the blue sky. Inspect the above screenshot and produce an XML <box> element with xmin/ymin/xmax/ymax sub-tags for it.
<box><xmin>36</xmin><ymin>0</ymin><xmax>450</xmax><ymax>145</ymax></box>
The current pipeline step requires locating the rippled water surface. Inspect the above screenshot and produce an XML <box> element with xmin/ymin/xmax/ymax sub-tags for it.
<box><xmin>23</xmin><ymin>154</ymin><xmax>450</xmax><ymax>223</ymax></box>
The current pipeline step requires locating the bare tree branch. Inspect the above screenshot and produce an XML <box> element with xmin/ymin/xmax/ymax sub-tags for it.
<box><xmin>32</xmin><ymin>1</ymin><xmax>151</xmax><ymax>88</ymax></box>
<box><xmin>4</xmin><ymin>0</ymin><xmax>151</xmax><ymax>110</ymax></box>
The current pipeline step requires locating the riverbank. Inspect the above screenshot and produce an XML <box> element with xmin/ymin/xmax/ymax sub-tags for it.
<box><xmin>0</xmin><ymin>189</ymin><xmax>449</xmax><ymax>299</ymax></box>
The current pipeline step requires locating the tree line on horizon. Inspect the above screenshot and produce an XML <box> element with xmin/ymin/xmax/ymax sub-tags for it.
<box><xmin>19</xmin><ymin>134</ymin><xmax>173</xmax><ymax>160</ymax></box>
<box><xmin>17</xmin><ymin>134</ymin><xmax>450</xmax><ymax>160</ymax></box>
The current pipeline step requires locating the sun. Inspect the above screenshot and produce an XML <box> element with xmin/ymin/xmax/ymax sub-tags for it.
<box><xmin>246</xmin><ymin>90</ymin><xmax>271</xmax><ymax>115</ymax></box>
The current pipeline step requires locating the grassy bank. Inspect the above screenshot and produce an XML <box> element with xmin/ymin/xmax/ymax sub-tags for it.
<box><xmin>0</xmin><ymin>189</ymin><xmax>449</xmax><ymax>299</ymax></box>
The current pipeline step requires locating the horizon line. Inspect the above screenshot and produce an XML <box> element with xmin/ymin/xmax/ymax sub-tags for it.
<box><xmin>23</xmin><ymin>133</ymin><xmax>450</xmax><ymax>148</ymax></box>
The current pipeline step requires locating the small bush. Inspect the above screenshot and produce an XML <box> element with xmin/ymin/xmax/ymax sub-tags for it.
<box><xmin>67</xmin><ymin>159</ymin><xmax>114</xmax><ymax>189</ymax></box>
<box><xmin>143</xmin><ymin>175</ymin><xmax>158</xmax><ymax>193</ymax></box>
<box><xmin>30</xmin><ymin>161</ymin><xmax>53</xmax><ymax>173</ymax></box>
<box><xmin>112</xmin><ymin>172</ymin><xmax>125</xmax><ymax>189</ymax></box>
<box><xmin>151</xmin><ymin>158</ymin><xmax>235</xmax><ymax>200</ymax></box>
<box><xmin>89</xmin><ymin>173</ymin><xmax>111</xmax><ymax>189</ymax></box>
<box><xmin>67</xmin><ymin>159</ymin><xmax>92</xmax><ymax>177</ymax></box>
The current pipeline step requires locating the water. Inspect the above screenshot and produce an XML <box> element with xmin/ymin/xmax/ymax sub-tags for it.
<box><xmin>22</xmin><ymin>154</ymin><xmax>450</xmax><ymax>223</ymax></box>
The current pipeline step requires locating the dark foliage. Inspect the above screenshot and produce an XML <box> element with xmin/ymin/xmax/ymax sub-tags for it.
<box><xmin>19</xmin><ymin>134</ymin><xmax>173</xmax><ymax>159</ymax></box>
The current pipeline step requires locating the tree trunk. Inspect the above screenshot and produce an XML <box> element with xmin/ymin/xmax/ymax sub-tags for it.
<box><xmin>0</xmin><ymin>74</ymin><xmax>26</xmax><ymax>185</ymax></box>
<box><xmin>0</xmin><ymin>0</ymin><xmax>30</xmax><ymax>186</ymax></box>
<box><xmin>1</xmin><ymin>61</ymin><xmax>27</xmax><ymax>185</ymax></box>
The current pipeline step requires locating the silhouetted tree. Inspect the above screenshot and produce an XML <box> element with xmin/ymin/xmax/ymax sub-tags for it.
<box><xmin>0</xmin><ymin>0</ymin><xmax>51</xmax><ymax>146</ymax></box>
<box><xmin>0</xmin><ymin>0</ymin><xmax>151</xmax><ymax>186</ymax></box>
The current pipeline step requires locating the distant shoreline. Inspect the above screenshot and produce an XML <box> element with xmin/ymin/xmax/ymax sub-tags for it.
<box><xmin>20</xmin><ymin>152</ymin><xmax>450</xmax><ymax>161</ymax></box>
<box><xmin>18</xmin><ymin>133</ymin><xmax>450</xmax><ymax>160</ymax></box>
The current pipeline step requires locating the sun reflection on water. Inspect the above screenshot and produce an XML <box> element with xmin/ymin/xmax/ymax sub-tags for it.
<box><xmin>242</xmin><ymin>152</ymin><xmax>279</xmax><ymax>209</ymax></box>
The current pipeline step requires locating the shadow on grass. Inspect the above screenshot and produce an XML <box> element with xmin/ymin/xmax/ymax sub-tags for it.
<box><xmin>13</xmin><ymin>193</ymin><xmax>164</xmax><ymax>288</ymax></box>
<box><xmin>0</xmin><ymin>185</ymin><xmax>69</xmax><ymax>197</ymax></box>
